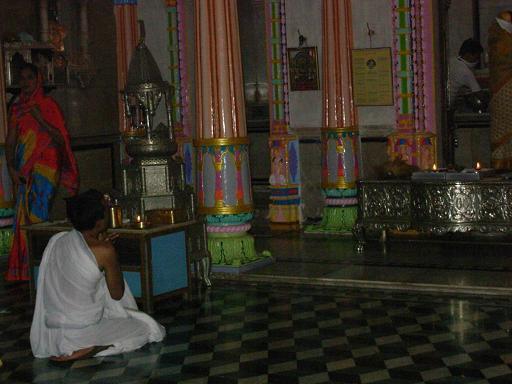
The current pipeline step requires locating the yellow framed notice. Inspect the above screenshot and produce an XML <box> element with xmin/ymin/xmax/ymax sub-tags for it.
<box><xmin>352</xmin><ymin>48</ymin><xmax>393</xmax><ymax>106</ymax></box>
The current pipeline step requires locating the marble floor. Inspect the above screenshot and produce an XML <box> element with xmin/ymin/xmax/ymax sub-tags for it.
<box><xmin>3</xmin><ymin>280</ymin><xmax>512</xmax><ymax>383</ymax></box>
<box><xmin>217</xmin><ymin>230</ymin><xmax>512</xmax><ymax>296</ymax></box>
<box><xmin>3</xmin><ymin>232</ymin><xmax>512</xmax><ymax>383</ymax></box>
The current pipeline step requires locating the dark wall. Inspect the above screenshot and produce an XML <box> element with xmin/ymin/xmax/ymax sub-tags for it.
<box><xmin>51</xmin><ymin>0</ymin><xmax>119</xmax><ymax>138</ymax></box>
<box><xmin>0</xmin><ymin>1</ymin><xmax>39</xmax><ymax>41</ymax></box>
<box><xmin>0</xmin><ymin>1</ymin><xmax>119</xmax><ymax>217</ymax></box>
<box><xmin>1</xmin><ymin>0</ymin><xmax>119</xmax><ymax>138</ymax></box>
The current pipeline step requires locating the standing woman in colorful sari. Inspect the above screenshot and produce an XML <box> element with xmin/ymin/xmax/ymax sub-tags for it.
<box><xmin>5</xmin><ymin>63</ymin><xmax>79</xmax><ymax>281</ymax></box>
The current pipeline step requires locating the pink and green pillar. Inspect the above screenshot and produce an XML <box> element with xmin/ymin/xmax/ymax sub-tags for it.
<box><xmin>306</xmin><ymin>0</ymin><xmax>359</xmax><ymax>234</ymax></box>
<box><xmin>166</xmin><ymin>0</ymin><xmax>194</xmax><ymax>185</ymax></box>
<box><xmin>194</xmin><ymin>0</ymin><xmax>264</xmax><ymax>266</ymax></box>
<box><xmin>387</xmin><ymin>0</ymin><xmax>437</xmax><ymax>169</ymax></box>
<box><xmin>265</xmin><ymin>0</ymin><xmax>301</xmax><ymax>227</ymax></box>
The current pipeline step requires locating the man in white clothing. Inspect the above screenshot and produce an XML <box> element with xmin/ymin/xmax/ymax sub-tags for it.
<box><xmin>449</xmin><ymin>38</ymin><xmax>484</xmax><ymax>107</ymax></box>
<box><xmin>30</xmin><ymin>189</ymin><xmax>165</xmax><ymax>361</ymax></box>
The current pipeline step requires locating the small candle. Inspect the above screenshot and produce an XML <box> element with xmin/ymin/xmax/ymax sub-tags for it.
<box><xmin>432</xmin><ymin>163</ymin><xmax>437</xmax><ymax>171</ymax></box>
<box><xmin>137</xmin><ymin>221</ymin><xmax>146</xmax><ymax>229</ymax></box>
<box><xmin>135</xmin><ymin>215</ymin><xmax>145</xmax><ymax>229</ymax></box>
<box><xmin>475</xmin><ymin>162</ymin><xmax>481</xmax><ymax>171</ymax></box>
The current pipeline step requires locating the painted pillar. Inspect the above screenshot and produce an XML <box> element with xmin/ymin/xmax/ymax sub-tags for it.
<box><xmin>114</xmin><ymin>0</ymin><xmax>139</xmax><ymax>132</ymax></box>
<box><xmin>79</xmin><ymin>0</ymin><xmax>89</xmax><ymax>58</ymax></box>
<box><xmin>265</xmin><ymin>0</ymin><xmax>301</xmax><ymax>227</ymax></box>
<box><xmin>40</xmin><ymin>0</ymin><xmax>49</xmax><ymax>43</ymax></box>
<box><xmin>388</xmin><ymin>0</ymin><xmax>436</xmax><ymax>169</ymax></box>
<box><xmin>307</xmin><ymin>0</ymin><xmax>359</xmax><ymax>234</ymax></box>
<box><xmin>0</xmin><ymin>44</ymin><xmax>14</xmax><ymax>254</ymax></box>
<box><xmin>166</xmin><ymin>0</ymin><xmax>194</xmax><ymax>186</ymax></box>
<box><xmin>194</xmin><ymin>0</ymin><xmax>263</xmax><ymax>267</ymax></box>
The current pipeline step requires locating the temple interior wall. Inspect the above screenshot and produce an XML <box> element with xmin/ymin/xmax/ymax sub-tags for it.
<box><xmin>1</xmin><ymin>0</ymin><xmax>433</xmax><ymax>221</ymax></box>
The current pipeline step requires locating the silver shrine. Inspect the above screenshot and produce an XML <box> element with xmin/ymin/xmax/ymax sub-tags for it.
<box><xmin>120</xmin><ymin>21</ymin><xmax>194</xmax><ymax>224</ymax></box>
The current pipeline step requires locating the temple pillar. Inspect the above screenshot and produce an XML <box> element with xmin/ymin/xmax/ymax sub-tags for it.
<box><xmin>0</xmin><ymin>45</ymin><xmax>14</xmax><ymax>254</ymax></box>
<box><xmin>265</xmin><ymin>0</ymin><xmax>301</xmax><ymax>228</ymax></box>
<box><xmin>79</xmin><ymin>0</ymin><xmax>89</xmax><ymax>58</ymax></box>
<box><xmin>194</xmin><ymin>0</ymin><xmax>263</xmax><ymax>267</ymax></box>
<box><xmin>306</xmin><ymin>0</ymin><xmax>359</xmax><ymax>234</ymax></box>
<box><xmin>114</xmin><ymin>0</ymin><xmax>139</xmax><ymax>132</ymax></box>
<box><xmin>387</xmin><ymin>0</ymin><xmax>436</xmax><ymax>169</ymax></box>
<box><xmin>40</xmin><ymin>0</ymin><xmax>49</xmax><ymax>43</ymax></box>
<box><xmin>166</xmin><ymin>0</ymin><xmax>194</xmax><ymax>186</ymax></box>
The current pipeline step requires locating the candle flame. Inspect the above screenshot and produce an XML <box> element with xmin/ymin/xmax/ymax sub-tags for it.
<box><xmin>432</xmin><ymin>163</ymin><xmax>437</xmax><ymax>171</ymax></box>
<box><xmin>476</xmin><ymin>162</ymin><xmax>481</xmax><ymax>170</ymax></box>
<box><xmin>136</xmin><ymin>215</ymin><xmax>141</xmax><ymax>222</ymax></box>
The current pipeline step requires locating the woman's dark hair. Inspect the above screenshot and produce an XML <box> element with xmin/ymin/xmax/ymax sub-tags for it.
<box><xmin>19</xmin><ymin>62</ymin><xmax>39</xmax><ymax>76</ymax></box>
<box><xmin>459</xmin><ymin>38</ymin><xmax>483</xmax><ymax>56</ymax></box>
<box><xmin>66</xmin><ymin>189</ymin><xmax>106</xmax><ymax>231</ymax></box>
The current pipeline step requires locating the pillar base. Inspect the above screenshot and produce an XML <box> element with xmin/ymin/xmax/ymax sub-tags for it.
<box><xmin>269</xmin><ymin>204</ymin><xmax>301</xmax><ymax>224</ymax></box>
<box><xmin>0</xmin><ymin>228</ymin><xmax>13</xmax><ymax>255</ymax></box>
<box><xmin>208</xmin><ymin>232</ymin><xmax>269</xmax><ymax>267</ymax></box>
<box><xmin>304</xmin><ymin>206</ymin><xmax>358</xmax><ymax>234</ymax></box>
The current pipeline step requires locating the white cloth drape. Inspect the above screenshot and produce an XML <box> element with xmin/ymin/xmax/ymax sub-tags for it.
<box><xmin>30</xmin><ymin>230</ymin><xmax>165</xmax><ymax>358</ymax></box>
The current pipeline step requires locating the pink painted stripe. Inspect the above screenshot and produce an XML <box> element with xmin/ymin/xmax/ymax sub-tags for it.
<box><xmin>207</xmin><ymin>223</ymin><xmax>251</xmax><ymax>233</ymax></box>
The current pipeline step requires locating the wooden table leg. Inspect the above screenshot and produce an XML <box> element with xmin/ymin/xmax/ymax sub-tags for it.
<box><xmin>140</xmin><ymin>238</ymin><xmax>153</xmax><ymax>314</ymax></box>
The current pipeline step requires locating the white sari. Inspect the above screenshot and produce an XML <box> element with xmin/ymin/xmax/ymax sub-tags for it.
<box><xmin>30</xmin><ymin>230</ymin><xmax>165</xmax><ymax>358</ymax></box>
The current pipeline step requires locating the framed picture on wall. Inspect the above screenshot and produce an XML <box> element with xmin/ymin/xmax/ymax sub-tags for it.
<box><xmin>352</xmin><ymin>47</ymin><xmax>394</xmax><ymax>106</ymax></box>
<box><xmin>287</xmin><ymin>47</ymin><xmax>319</xmax><ymax>91</ymax></box>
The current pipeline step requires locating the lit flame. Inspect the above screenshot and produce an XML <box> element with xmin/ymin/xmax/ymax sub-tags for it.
<box><xmin>432</xmin><ymin>163</ymin><xmax>437</xmax><ymax>171</ymax></box>
<box><xmin>476</xmin><ymin>162</ymin><xmax>481</xmax><ymax>170</ymax></box>
<box><xmin>136</xmin><ymin>215</ymin><xmax>141</xmax><ymax>222</ymax></box>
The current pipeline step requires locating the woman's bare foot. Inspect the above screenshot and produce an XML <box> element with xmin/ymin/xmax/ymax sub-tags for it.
<box><xmin>50</xmin><ymin>345</ymin><xmax>111</xmax><ymax>361</ymax></box>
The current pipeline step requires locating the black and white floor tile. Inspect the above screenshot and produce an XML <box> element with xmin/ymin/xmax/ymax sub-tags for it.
<box><xmin>2</xmin><ymin>280</ymin><xmax>512</xmax><ymax>383</ymax></box>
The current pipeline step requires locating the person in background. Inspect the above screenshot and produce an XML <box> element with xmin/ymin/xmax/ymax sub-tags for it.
<box><xmin>5</xmin><ymin>62</ymin><xmax>78</xmax><ymax>281</ymax></box>
<box><xmin>30</xmin><ymin>189</ymin><xmax>165</xmax><ymax>361</ymax></box>
<box><xmin>449</xmin><ymin>38</ymin><xmax>484</xmax><ymax>108</ymax></box>
<box><xmin>489</xmin><ymin>10</ymin><xmax>512</xmax><ymax>169</ymax></box>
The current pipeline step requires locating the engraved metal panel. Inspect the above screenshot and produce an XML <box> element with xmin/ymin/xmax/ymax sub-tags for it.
<box><xmin>142</xmin><ymin>164</ymin><xmax>170</xmax><ymax>196</ymax></box>
<box><xmin>357</xmin><ymin>180</ymin><xmax>411</xmax><ymax>232</ymax></box>
<box><xmin>358</xmin><ymin>180</ymin><xmax>512</xmax><ymax>236</ymax></box>
<box><xmin>410</xmin><ymin>181</ymin><xmax>512</xmax><ymax>234</ymax></box>
<box><xmin>411</xmin><ymin>183</ymin><xmax>480</xmax><ymax>224</ymax></box>
<box><xmin>479</xmin><ymin>184</ymin><xmax>512</xmax><ymax>222</ymax></box>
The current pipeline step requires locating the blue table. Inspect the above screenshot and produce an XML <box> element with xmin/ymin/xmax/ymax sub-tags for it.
<box><xmin>25</xmin><ymin>220</ymin><xmax>199</xmax><ymax>313</ymax></box>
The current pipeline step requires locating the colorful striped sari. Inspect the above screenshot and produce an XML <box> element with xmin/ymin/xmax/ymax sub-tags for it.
<box><xmin>6</xmin><ymin>79</ymin><xmax>78</xmax><ymax>281</ymax></box>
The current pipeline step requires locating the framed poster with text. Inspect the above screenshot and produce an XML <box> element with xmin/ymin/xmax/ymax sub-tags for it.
<box><xmin>352</xmin><ymin>47</ymin><xmax>393</xmax><ymax>106</ymax></box>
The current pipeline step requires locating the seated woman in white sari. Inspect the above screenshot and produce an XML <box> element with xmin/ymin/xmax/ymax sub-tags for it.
<box><xmin>30</xmin><ymin>189</ymin><xmax>165</xmax><ymax>361</ymax></box>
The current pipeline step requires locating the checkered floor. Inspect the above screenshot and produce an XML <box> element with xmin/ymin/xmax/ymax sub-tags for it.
<box><xmin>2</xmin><ymin>281</ymin><xmax>512</xmax><ymax>383</ymax></box>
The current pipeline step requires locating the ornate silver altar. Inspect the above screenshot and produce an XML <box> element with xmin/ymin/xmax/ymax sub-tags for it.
<box><xmin>119</xmin><ymin>22</ymin><xmax>210</xmax><ymax>287</ymax></box>
<box><xmin>120</xmin><ymin>22</ymin><xmax>194</xmax><ymax>224</ymax></box>
<box><xmin>355</xmin><ymin>180</ymin><xmax>512</xmax><ymax>251</ymax></box>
